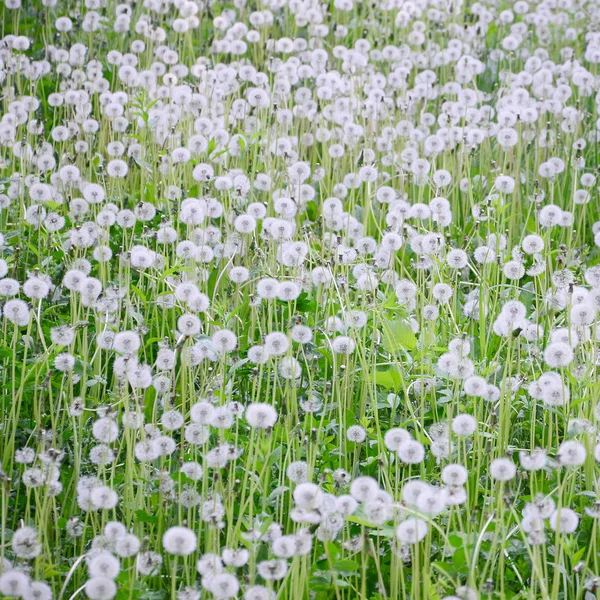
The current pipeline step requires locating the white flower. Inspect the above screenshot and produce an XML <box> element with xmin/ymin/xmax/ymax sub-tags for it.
<box><xmin>84</xmin><ymin>577</ymin><xmax>117</xmax><ymax>600</ymax></box>
<box><xmin>245</xmin><ymin>403</ymin><xmax>278</xmax><ymax>429</ymax></box>
<box><xmin>396</xmin><ymin>518</ymin><xmax>428</xmax><ymax>544</ymax></box>
<box><xmin>549</xmin><ymin>508</ymin><xmax>579</xmax><ymax>534</ymax></box>
<box><xmin>11</xmin><ymin>526</ymin><xmax>41</xmax><ymax>559</ymax></box>
<box><xmin>489</xmin><ymin>458</ymin><xmax>516</xmax><ymax>481</ymax></box>
<box><xmin>163</xmin><ymin>527</ymin><xmax>197</xmax><ymax>556</ymax></box>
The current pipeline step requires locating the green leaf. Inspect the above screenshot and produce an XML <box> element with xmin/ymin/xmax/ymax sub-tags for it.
<box><xmin>334</xmin><ymin>559</ymin><xmax>360</xmax><ymax>573</ymax></box>
<box><xmin>131</xmin><ymin>284</ymin><xmax>147</xmax><ymax>303</ymax></box>
<box><xmin>305</xmin><ymin>201</ymin><xmax>318</xmax><ymax>222</ymax></box>
<box><xmin>134</xmin><ymin>159</ymin><xmax>153</xmax><ymax>173</ymax></box>
<box><xmin>382</xmin><ymin>319</ymin><xmax>417</xmax><ymax>353</ymax></box>
<box><xmin>116</xmin><ymin>571</ymin><xmax>130</xmax><ymax>584</ymax></box>
<box><xmin>294</xmin><ymin>292</ymin><xmax>317</xmax><ymax>313</ymax></box>
<box><xmin>325</xmin><ymin>542</ymin><xmax>340</xmax><ymax>560</ymax></box>
<box><xmin>207</xmin><ymin>138</ymin><xmax>217</xmax><ymax>155</ymax></box>
<box><xmin>309</xmin><ymin>574</ymin><xmax>332</xmax><ymax>592</ymax></box>
<box><xmin>371</xmin><ymin>368</ymin><xmax>402</xmax><ymax>390</ymax></box>
<box><xmin>135</xmin><ymin>509</ymin><xmax>158</xmax><ymax>525</ymax></box>
<box><xmin>207</xmin><ymin>268</ymin><xmax>220</xmax><ymax>298</ymax></box>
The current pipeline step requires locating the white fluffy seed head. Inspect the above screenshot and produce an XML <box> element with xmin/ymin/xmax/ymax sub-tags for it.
<box><xmin>162</xmin><ymin>527</ymin><xmax>197</xmax><ymax>556</ymax></box>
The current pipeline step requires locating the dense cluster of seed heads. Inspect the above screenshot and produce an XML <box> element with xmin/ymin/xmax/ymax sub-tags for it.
<box><xmin>2</xmin><ymin>0</ymin><xmax>600</xmax><ymax>598</ymax></box>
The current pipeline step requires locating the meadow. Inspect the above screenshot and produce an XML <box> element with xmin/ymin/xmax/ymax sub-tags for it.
<box><xmin>1</xmin><ymin>0</ymin><xmax>600</xmax><ymax>598</ymax></box>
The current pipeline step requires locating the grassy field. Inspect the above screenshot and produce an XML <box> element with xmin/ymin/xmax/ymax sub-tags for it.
<box><xmin>1</xmin><ymin>0</ymin><xmax>600</xmax><ymax>598</ymax></box>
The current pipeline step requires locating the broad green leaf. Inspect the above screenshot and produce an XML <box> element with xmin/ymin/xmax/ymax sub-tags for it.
<box><xmin>382</xmin><ymin>319</ymin><xmax>417</xmax><ymax>353</ymax></box>
<box><xmin>370</xmin><ymin>368</ymin><xmax>402</xmax><ymax>390</ymax></box>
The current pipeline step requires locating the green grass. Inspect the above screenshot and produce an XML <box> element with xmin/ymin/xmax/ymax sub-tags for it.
<box><xmin>0</xmin><ymin>0</ymin><xmax>600</xmax><ymax>599</ymax></box>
